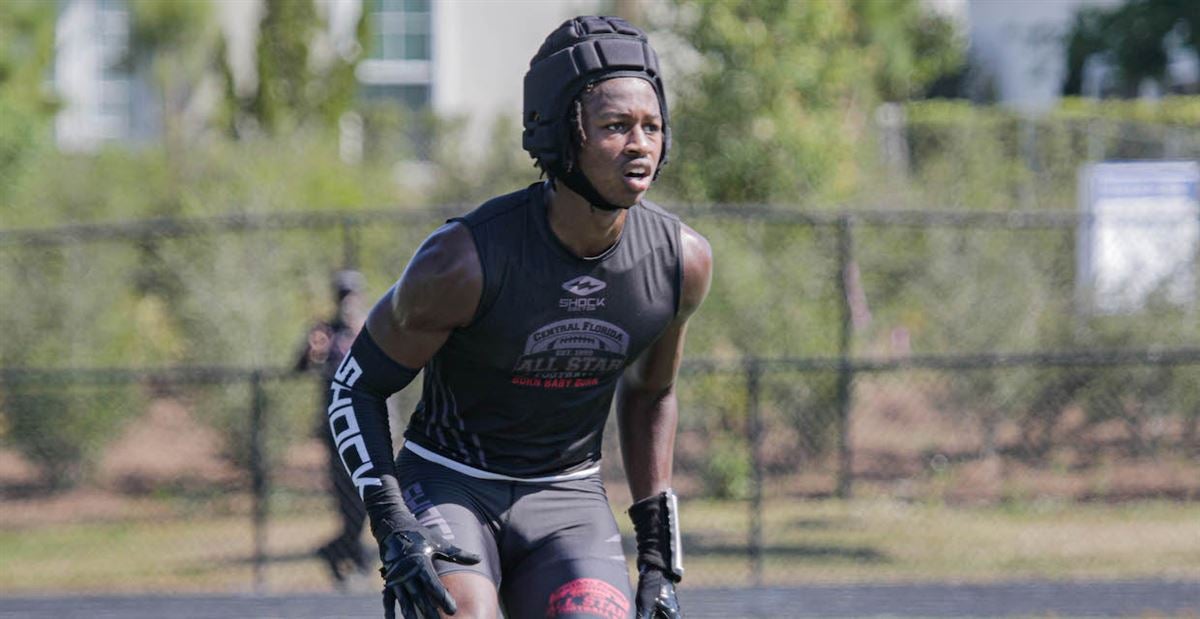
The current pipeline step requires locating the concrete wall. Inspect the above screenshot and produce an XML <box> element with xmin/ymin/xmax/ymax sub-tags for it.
<box><xmin>431</xmin><ymin>0</ymin><xmax>597</xmax><ymax>156</ymax></box>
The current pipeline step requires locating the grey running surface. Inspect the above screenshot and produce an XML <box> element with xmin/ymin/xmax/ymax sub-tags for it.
<box><xmin>2</xmin><ymin>581</ymin><xmax>1198</xmax><ymax>618</ymax></box>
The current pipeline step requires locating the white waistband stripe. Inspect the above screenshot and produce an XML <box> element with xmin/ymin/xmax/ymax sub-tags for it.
<box><xmin>403</xmin><ymin>442</ymin><xmax>601</xmax><ymax>483</ymax></box>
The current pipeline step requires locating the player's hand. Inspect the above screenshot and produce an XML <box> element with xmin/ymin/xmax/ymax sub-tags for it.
<box><xmin>634</xmin><ymin>566</ymin><xmax>682</xmax><ymax>619</ymax></box>
<box><xmin>379</xmin><ymin>528</ymin><xmax>481</xmax><ymax>619</ymax></box>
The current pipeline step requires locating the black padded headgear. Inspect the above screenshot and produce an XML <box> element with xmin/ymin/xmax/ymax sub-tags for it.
<box><xmin>522</xmin><ymin>16</ymin><xmax>670</xmax><ymax>210</ymax></box>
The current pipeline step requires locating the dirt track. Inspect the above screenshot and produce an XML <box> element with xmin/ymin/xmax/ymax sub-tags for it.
<box><xmin>2</xmin><ymin>580</ymin><xmax>1198</xmax><ymax>618</ymax></box>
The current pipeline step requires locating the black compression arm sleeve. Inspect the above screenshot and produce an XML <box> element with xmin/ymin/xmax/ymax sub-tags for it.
<box><xmin>327</xmin><ymin>330</ymin><xmax>422</xmax><ymax>543</ymax></box>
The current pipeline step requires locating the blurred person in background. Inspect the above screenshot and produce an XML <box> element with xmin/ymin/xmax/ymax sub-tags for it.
<box><xmin>326</xmin><ymin>16</ymin><xmax>711</xmax><ymax>619</ymax></box>
<box><xmin>296</xmin><ymin>269</ymin><xmax>371</xmax><ymax>585</ymax></box>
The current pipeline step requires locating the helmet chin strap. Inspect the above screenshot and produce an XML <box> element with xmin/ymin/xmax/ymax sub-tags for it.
<box><xmin>555</xmin><ymin>165</ymin><xmax>628</xmax><ymax>212</ymax></box>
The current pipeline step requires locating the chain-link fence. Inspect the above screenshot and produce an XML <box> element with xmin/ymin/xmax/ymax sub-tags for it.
<box><xmin>889</xmin><ymin>102</ymin><xmax>1200</xmax><ymax>212</ymax></box>
<box><xmin>3</xmin><ymin>199</ymin><xmax>1200</xmax><ymax>593</ymax></box>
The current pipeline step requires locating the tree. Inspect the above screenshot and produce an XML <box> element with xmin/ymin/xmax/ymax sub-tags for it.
<box><xmin>1062</xmin><ymin>0</ymin><xmax>1200</xmax><ymax>96</ymax></box>
<box><xmin>245</xmin><ymin>0</ymin><xmax>364</xmax><ymax>135</ymax></box>
<box><xmin>853</xmin><ymin>0</ymin><xmax>966</xmax><ymax>102</ymax></box>
<box><xmin>128</xmin><ymin>0</ymin><xmax>221</xmax><ymax>147</ymax></box>
<box><xmin>651</xmin><ymin>0</ymin><xmax>964</xmax><ymax>205</ymax></box>
<box><xmin>0</xmin><ymin>0</ymin><xmax>57</xmax><ymax>206</ymax></box>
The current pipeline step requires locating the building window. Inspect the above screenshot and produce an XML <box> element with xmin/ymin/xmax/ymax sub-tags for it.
<box><xmin>356</xmin><ymin>0</ymin><xmax>434</xmax><ymax>159</ymax></box>
<box><xmin>98</xmin><ymin>0</ymin><xmax>133</xmax><ymax>138</ymax></box>
<box><xmin>369</xmin><ymin>0</ymin><xmax>431</xmax><ymax>62</ymax></box>
<box><xmin>358</xmin><ymin>0</ymin><xmax>432</xmax><ymax>108</ymax></box>
<box><xmin>56</xmin><ymin>0</ymin><xmax>143</xmax><ymax>150</ymax></box>
<box><xmin>361</xmin><ymin>83</ymin><xmax>430</xmax><ymax>108</ymax></box>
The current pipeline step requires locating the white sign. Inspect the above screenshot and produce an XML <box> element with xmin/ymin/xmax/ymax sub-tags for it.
<box><xmin>1077</xmin><ymin>161</ymin><xmax>1200</xmax><ymax>314</ymax></box>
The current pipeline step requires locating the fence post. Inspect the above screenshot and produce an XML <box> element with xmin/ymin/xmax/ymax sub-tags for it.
<box><xmin>341</xmin><ymin>216</ymin><xmax>360</xmax><ymax>269</ymax></box>
<box><xmin>1019</xmin><ymin>115</ymin><xmax>1038</xmax><ymax>210</ymax></box>
<box><xmin>1086</xmin><ymin>118</ymin><xmax>1106</xmax><ymax>162</ymax></box>
<box><xmin>249</xmin><ymin>371</ymin><xmax>269</xmax><ymax>593</ymax></box>
<box><xmin>835</xmin><ymin>217</ymin><xmax>855</xmax><ymax>499</ymax></box>
<box><xmin>1164</xmin><ymin>125</ymin><xmax>1183</xmax><ymax>159</ymax></box>
<box><xmin>746</xmin><ymin>358</ymin><xmax>764</xmax><ymax>587</ymax></box>
<box><xmin>875</xmin><ymin>102</ymin><xmax>909</xmax><ymax>177</ymax></box>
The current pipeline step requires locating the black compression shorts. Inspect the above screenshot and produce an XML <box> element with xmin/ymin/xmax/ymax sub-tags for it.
<box><xmin>395</xmin><ymin>448</ymin><xmax>635</xmax><ymax>619</ymax></box>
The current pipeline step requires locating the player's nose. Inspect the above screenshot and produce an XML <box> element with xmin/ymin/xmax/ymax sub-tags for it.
<box><xmin>624</xmin><ymin>126</ymin><xmax>652</xmax><ymax>157</ymax></box>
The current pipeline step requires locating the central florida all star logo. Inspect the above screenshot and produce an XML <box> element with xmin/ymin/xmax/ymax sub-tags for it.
<box><xmin>510</xmin><ymin>318</ymin><xmax>630</xmax><ymax>389</ymax></box>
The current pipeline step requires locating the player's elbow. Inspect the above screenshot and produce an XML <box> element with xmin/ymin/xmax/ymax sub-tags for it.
<box><xmin>619</xmin><ymin>377</ymin><xmax>676</xmax><ymax>410</ymax></box>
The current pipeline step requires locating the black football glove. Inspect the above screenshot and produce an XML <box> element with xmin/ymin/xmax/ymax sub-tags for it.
<box><xmin>379</xmin><ymin>527</ymin><xmax>481</xmax><ymax>619</ymax></box>
<box><xmin>629</xmin><ymin>490</ymin><xmax>685</xmax><ymax>619</ymax></box>
<box><xmin>634</xmin><ymin>565</ymin><xmax>682</xmax><ymax>619</ymax></box>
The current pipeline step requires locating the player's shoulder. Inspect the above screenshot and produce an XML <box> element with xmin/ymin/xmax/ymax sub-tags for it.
<box><xmin>411</xmin><ymin>221</ymin><xmax>477</xmax><ymax>278</ymax></box>
<box><xmin>677</xmin><ymin>219</ymin><xmax>712</xmax><ymax>318</ymax></box>
<box><xmin>398</xmin><ymin>221</ymin><xmax>482</xmax><ymax>328</ymax></box>
<box><xmin>635</xmin><ymin>197</ymin><xmax>682</xmax><ymax>225</ymax></box>
<box><xmin>455</xmin><ymin>182</ymin><xmax>542</xmax><ymax>229</ymax></box>
<box><xmin>636</xmin><ymin>198</ymin><xmax>708</xmax><ymax>260</ymax></box>
<box><xmin>680</xmin><ymin>222</ymin><xmax>711</xmax><ymax>272</ymax></box>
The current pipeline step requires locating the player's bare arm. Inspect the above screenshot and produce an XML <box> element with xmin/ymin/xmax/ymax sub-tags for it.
<box><xmin>328</xmin><ymin>221</ymin><xmax>484</xmax><ymax>619</ymax></box>
<box><xmin>617</xmin><ymin>223</ymin><xmax>712</xmax><ymax>619</ymax></box>
<box><xmin>618</xmin><ymin>223</ymin><xmax>713</xmax><ymax>498</ymax></box>
<box><xmin>366</xmin><ymin>222</ymin><xmax>481</xmax><ymax>368</ymax></box>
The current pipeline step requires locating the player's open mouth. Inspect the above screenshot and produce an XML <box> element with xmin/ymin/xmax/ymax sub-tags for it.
<box><xmin>622</xmin><ymin>171</ymin><xmax>651</xmax><ymax>193</ymax></box>
<box><xmin>623</xmin><ymin>160</ymin><xmax>652</xmax><ymax>179</ymax></box>
<box><xmin>624</xmin><ymin>164</ymin><xmax>651</xmax><ymax>187</ymax></box>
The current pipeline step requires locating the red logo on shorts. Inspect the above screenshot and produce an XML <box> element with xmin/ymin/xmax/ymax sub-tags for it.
<box><xmin>546</xmin><ymin>578</ymin><xmax>630</xmax><ymax>619</ymax></box>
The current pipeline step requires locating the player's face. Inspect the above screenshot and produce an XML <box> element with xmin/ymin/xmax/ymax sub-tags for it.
<box><xmin>576</xmin><ymin>78</ymin><xmax>664</xmax><ymax>208</ymax></box>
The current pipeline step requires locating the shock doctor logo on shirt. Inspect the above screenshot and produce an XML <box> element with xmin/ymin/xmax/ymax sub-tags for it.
<box><xmin>511</xmin><ymin>318</ymin><xmax>629</xmax><ymax>389</ymax></box>
<box><xmin>559</xmin><ymin>275</ymin><xmax>607</xmax><ymax>312</ymax></box>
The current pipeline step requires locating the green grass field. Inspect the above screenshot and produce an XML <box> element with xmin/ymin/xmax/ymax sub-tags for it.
<box><xmin>682</xmin><ymin>497</ymin><xmax>1200</xmax><ymax>586</ymax></box>
<box><xmin>3</xmin><ymin>496</ymin><xmax>1199</xmax><ymax>594</ymax></box>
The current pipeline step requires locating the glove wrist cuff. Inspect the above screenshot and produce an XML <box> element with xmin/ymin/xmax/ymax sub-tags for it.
<box><xmin>628</xmin><ymin>489</ymin><xmax>684</xmax><ymax>582</ymax></box>
<box><xmin>372</xmin><ymin>509</ymin><xmax>422</xmax><ymax>546</ymax></box>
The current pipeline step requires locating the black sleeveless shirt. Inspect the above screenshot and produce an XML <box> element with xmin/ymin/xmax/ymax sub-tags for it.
<box><xmin>402</xmin><ymin>182</ymin><xmax>682</xmax><ymax>477</ymax></box>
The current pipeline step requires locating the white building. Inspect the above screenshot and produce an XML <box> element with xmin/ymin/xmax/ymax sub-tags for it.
<box><xmin>54</xmin><ymin>0</ymin><xmax>158</xmax><ymax>150</ymax></box>
<box><xmin>54</xmin><ymin>0</ymin><xmax>598</xmax><ymax>154</ymax></box>
<box><xmin>961</xmin><ymin>0</ymin><xmax>1120</xmax><ymax>111</ymax></box>
<box><xmin>963</xmin><ymin>0</ymin><xmax>1200</xmax><ymax>109</ymax></box>
<box><xmin>63</xmin><ymin>0</ymin><xmax>1189</xmax><ymax>153</ymax></box>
